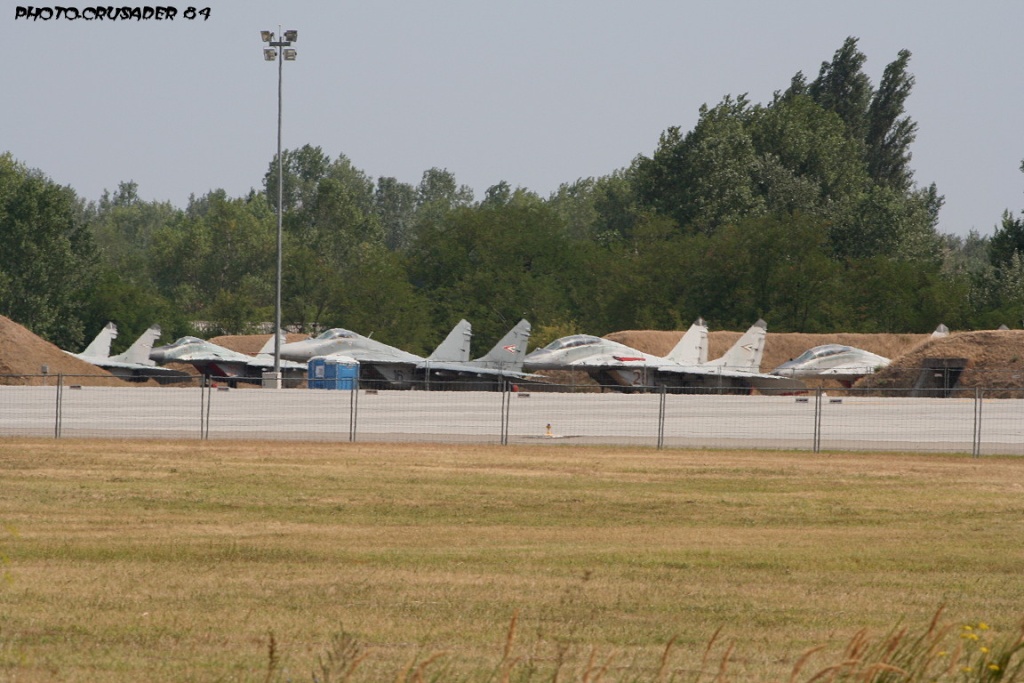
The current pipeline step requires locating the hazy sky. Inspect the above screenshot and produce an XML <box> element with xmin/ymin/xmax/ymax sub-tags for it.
<box><xmin>6</xmin><ymin>1</ymin><xmax>1023</xmax><ymax>238</ymax></box>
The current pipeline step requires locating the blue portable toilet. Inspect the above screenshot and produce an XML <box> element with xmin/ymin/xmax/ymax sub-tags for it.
<box><xmin>308</xmin><ymin>355</ymin><xmax>359</xmax><ymax>390</ymax></box>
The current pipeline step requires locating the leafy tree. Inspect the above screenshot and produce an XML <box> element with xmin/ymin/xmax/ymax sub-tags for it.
<box><xmin>581</xmin><ymin>214</ymin><xmax>706</xmax><ymax>332</ymax></box>
<box><xmin>416</xmin><ymin>167</ymin><xmax>474</xmax><ymax>208</ymax></box>
<box><xmin>548</xmin><ymin>177</ymin><xmax>600</xmax><ymax>241</ymax></box>
<box><xmin>412</xmin><ymin>167</ymin><xmax>475</xmax><ymax>242</ymax></box>
<box><xmin>307</xmin><ymin>156</ymin><xmax>383</xmax><ymax>261</ymax></box>
<box><xmin>149</xmin><ymin>190</ymin><xmax>276</xmax><ymax>323</ymax></box>
<box><xmin>992</xmin><ymin>210</ymin><xmax>1024</xmax><ymax>270</ymax></box>
<box><xmin>263</xmin><ymin>149</ymin><xmax>382</xmax><ymax>259</ymax></box>
<box><xmin>748</xmin><ymin>93</ymin><xmax>868</xmax><ymax>217</ymax></box>
<box><xmin>978</xmin><ymin>161</ymin><xmax>1024</xmax><ymax>326</ymax></box>
<box><xmin>941</xmin><ymin>230</ymin><xmax>991</xmax><ymax>278</ymax></box>
<box><xmin>989</xmin><ymin>163</ymin><xmax>1024</xmax><ymax>268</ymax></box>
<box><xmin>481</xmin><ymin>181</ymin><xmax>513</xmax><ymax>207</ymax></box>
<box><xmin>279</xmin><ymin>242</ymin><xmax>344</xmax><ymax>333</ymax></box>
<box><xmin>0</xmin><ymin>154</ymin><xmax>98</xmax><ymax>347</ymax></box>
<box><xmin>77</xmin><ymin>267</ymin><xmax>190</xmax><ymax>353</ymax></box>
<box><xmin>693</xmin><ymin>214</ymin><xmax>839</xmax><ymax>331</ymax></box>
<box><xmin>830</xmin><ymin>184</ymin><xmax>942</xmax><ymax>262</ymax></box>
<box><xmin>866</xmin><ymin>49</ymin><xmax>918</xmax><ymax>192</ymax></box>
<box><xmin>548</xmin><ymin>170</ymin><xmax>640</xmax><ymax>244</ymax></box>
<box><xmin>263</xmin><ymin>143</ymin><xmax>332</xmax><ymax>220</ymax></box>
<box><xmin>409</xmin><ymin>191</ymin><xmax>576</xmax><ymax>345</ymax></box>
<box><xmin>808</xmin><ymin>36</ymin><xmax>872</xmax><ymax>142</ymax></box>
<box><xmin>89</xmin><ymin>181</ymin><xmax>182</xmax><ymax>281</ymax></box>
<box><xmin>375</xmin><ymin>176</ymin><xmax>417</xmax><ymax>252</ymax></box>
<box><xmin>835</xmin><ymin>257</ymin><xmax>957</xmax><ymax>333</ymax></box>
<box><xmin>321</xmin><ymin>243</ymin><xmax>433</xmax><ymax>353</ymax></box>
<box><xmin>635</xmin><ymin>96</ymin><xmax>764</xmax><ymax>234</ymax></box>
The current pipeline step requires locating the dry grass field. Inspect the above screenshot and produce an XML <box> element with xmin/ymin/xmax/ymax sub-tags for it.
<box><xmin>1</xmin><ymin>439</ymin><xmax>1023</xmax><ymax>682</ymax></box>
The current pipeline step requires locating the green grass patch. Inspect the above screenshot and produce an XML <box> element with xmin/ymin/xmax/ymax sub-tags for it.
<box><xmin>1</xmin><ymin>439</ymin><xmax>1023</xmax><ymax>681</ymax></box>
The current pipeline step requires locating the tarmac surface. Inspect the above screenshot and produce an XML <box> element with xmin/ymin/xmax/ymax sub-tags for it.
<box><xmin>1</xmin><ymin>385</ymin><xmax>1018</xmax><ymax>455</ymax></box>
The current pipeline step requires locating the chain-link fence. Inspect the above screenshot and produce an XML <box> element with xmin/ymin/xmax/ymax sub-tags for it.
<box><xmin>1</xmin><ymin>374</ymin><xmax>1022</xmax><ymax>456</ymax></box>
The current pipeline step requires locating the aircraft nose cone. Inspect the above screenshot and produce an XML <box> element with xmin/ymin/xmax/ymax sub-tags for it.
<box><xmin>771</xmin><ymin>363</ymin><xmax>796</xmax><ymax>377</ymax></box>
<box><xmin>149</xmin><ymin>346</ymin><xmax>170</xmax><ymax>364</ymax></box>
<box><xmin>523</xmin><ymin>350</ymin><xmax>555</xmax><ymax>370</ymax></box>
<box><xmin>279</xmin><ymin>341</ymin><xmax>313</xmax><ymax>362</ymax></box>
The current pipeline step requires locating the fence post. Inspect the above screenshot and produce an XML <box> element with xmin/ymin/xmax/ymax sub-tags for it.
<box><xmin>199</xmin><ymin>377</ymin><xmax>205</xmax><ymax>440</ymax></box>
<box><xmin>813</xmin><ymin>387</ymin><xmax>822</xmax><ymax>453</ymax></box>
<box><xmin>657</xmin><ymin>384</ymin><xmax>666</xmax><ymax>450</ymax></box>
<box><xmin>349</xmin><ymin>377</ymin><xmax>359</xmax><ymax>442</ymax></box>
<box><xmin>202</xmin><ymin>378</ymin><xmax>212</xmax><ymax>440</ymax></box>
<box><xmin>54</xmin><ymin>373</ymin><xmax>63</xmax><ymax>439</ymax></box>
<box><xmin>973</xmin><ymin>388</ymin><xmax>982</xmax><ymax>458</ymax></box>
<box><xmin>500</xmin><ymin>382</ymin><xmax>510</xmax><ymax>446</ymax></box>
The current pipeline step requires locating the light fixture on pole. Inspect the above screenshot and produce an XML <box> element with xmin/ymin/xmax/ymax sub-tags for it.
<box><xmin>260</xmin><ymin>28</ymin><xmax>297</xmax><ymax>388</ymax></box>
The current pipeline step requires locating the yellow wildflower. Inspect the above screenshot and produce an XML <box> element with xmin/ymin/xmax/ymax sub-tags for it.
<box><xmin>979</xmin><ymin>622</ymin><xmax>990</xmax><ymax>630</ymax></box>
<box><xmin>989</xmin><ymin>663</ymin><xmax>1001</xmax><ymax>671</ymax></box>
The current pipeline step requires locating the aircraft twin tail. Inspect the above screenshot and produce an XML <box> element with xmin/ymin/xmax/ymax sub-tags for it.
<box><xmin>68</xmin><ymin>322</ymin><xmax>189</xmax><ymax>382</ymax></box>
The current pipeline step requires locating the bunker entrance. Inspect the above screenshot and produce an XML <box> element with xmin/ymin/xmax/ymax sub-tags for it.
<box><xmin>912</xmin><ymin>358</ymin><xmax>968</xmax><ymax>397</ymax></box>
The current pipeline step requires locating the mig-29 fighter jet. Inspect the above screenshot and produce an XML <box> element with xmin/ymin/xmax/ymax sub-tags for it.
<box><xmin>771</xmin><ymin>344</ymin><xmax>890</xmax><ymax>386</ymax></box>
<box><xmin>525</xmin><ymin>319</ymin><xmax>805</xmax><ymax>394</ymax></box>
<box><xmin>278</xmin><ymin>320</ymin><xmax>472</xmax><ymax>388</ymax></box>
<box><xmin>771</xmin><ymin>325</ymin><xmax>950</xmax><ymax>387</ymax></box>
<box><xmin>149</xmin><ymin>331</ymin><xmax>305</xmax><ymax>382</ymax></box>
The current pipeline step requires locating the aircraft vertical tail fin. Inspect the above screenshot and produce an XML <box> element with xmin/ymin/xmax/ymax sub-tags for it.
<box><xmin>475</xmin><ymin>319</ymin><xmax>531</xmax><ymax>369</ymax></box>
<box><xmin>80</xmin><ymin>322</ymin><xmax>118</xmax><ymax>359</ymax></box>
<box><xmin>255</xmin><ymin>329</ymin><xmax>288</xmax><ymax>358</ymax></box>
<box><xmin>427</xmin><ymin>319</ymin><xmax>472</xmax><ymax>362</ymax></box>
<box><xmin>705</xmin><ymin>319</ymin><xmax>767</xmax><ymax>372</ymax></box>
<box><xmin>664</xmin><ymin>318</ymin><xmax>708</xmax><ymax>365</ymax></box>
<box><xmin>931</xmin><ymin>323</ymin><xmax>950</xmax><ymax>339</ymax></box>
<box><xmin>111</xmin><ymin>324</ymin><xmax>162</xmax><ymax>365</ymax></box>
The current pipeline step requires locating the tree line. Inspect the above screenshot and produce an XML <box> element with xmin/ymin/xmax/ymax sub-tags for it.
<box><xmin>3</xmin><ymin>37</ymin><xmax>1024</xmax><ymax>355</ymax></box>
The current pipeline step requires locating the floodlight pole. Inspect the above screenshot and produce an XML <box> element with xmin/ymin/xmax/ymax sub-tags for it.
<box><xmin>261</xmin><ymin>28</ymin><xmax>297</xmax><ymax>387</ymax></box>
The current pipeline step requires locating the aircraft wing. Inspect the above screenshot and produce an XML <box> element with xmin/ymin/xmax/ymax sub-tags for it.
<box><xmin>415</xmin><ymin>360</ymin><xmax>543</xmax><ymax>380</ymax></box>
<box><xmin>560</xmin><ymin>355</ymin><xmax>658</xmax><ymax>369</ymax></box>
<box><xmin>810</xmin><ymin>365</ymin><xmax>885</xmax><ymax>377</ymax></box>
<box><xmin>657</xmin><ymin>364</ymin><xmax>806</xmax><ymax>394</ymax></box>
<box><xmin>245</xmin><ymin>357</ymin><xmax>307</xmax><ymax>371</ymax></box>
<box><xmin>65</xmin><ymin>353</ymin><xmax>192</xmax><ymax>381</ymax></box>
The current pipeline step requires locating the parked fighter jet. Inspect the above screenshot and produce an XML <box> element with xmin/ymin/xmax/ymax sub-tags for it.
<box><xmin>525</xmin><ymin>319</ymin><xmax>804</xmax><ymax>394</ymax></box>
<box><xmin>416</xmin><ymin>319</ymin><xmax>537</xmax><ymax>387</ymax></box>
<box><xmin>772</xmin><ymin>324</ymin><xmax>950</xmax><ymax>387</ymax></box>
<box><xmin>67</xmin><ymin>322</ymin><xmax>189</xmax><ymax>382</ymax></box>
<box><xmin>523</xmin><ymin>318</ymin><xmax>710</xmax><ymax>382</ymax></box>
<box><xmin>279</xmin><ymin>320</ymin><xmax>472</xmax><ymax>387</ymax></box>
<box><xmin>150</xmin><ymin>331</ymin><xmax>305</xmax><ymax>382</ymax></box>
<box><xmin>771</xmin><ymin>344</ymin><xmax>890</xmax><ymax>386</ymax></box>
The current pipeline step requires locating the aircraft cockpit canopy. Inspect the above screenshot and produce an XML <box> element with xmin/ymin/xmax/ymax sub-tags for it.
<box><xmin>542</xmin><ymin>335</ymin><xmax>603</xmax><ymax>351</ymax></box>
<box><xmin>314</xmin><ymin>329</ymin><xmax>358</xmax><ymax>341</ymax></box>
<box><xmin>792</xmin><ymin>344</ymin><xmax>853</xmax><ymax>363</ymax></box>
<box><xmin>167</xmin><ymin>336</ymin><xmax>204</xmax><ymax>347</ymax></box>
